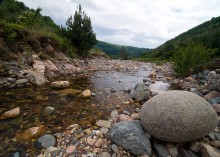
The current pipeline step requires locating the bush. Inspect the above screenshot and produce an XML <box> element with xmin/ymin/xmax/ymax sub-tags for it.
<box><xmin>172</xmin><ymin>44</ymin><xmax>215</xmax><ymax>76</ymax></box>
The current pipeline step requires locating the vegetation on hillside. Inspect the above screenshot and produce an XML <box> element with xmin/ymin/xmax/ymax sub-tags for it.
<box><xmin>95</xmin><ymin>41</ymin><xmax>151</xmax><ymax>58</ymax></box>
<box><xmin>143</xmin><ymin>16</ymin><xmax>220</xmax><ymax>60</ymax></box>
<box><xmin>0</xmin><ymin>0</ymin><xmax>98</xmax><ymax>60</ymax></box>
<box><xmin>140</xmin><ymin>16</ymin><xmax>220</xmax><ymax>75</ymax></box>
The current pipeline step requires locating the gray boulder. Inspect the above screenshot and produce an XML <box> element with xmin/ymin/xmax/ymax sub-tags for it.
<box><xmin>132</xmin><ymin>83</ymin><xmax>149</xmax><ymax>103</ymax></box>
<box><xmin>140</xmin><ymin>90</ymin><xmax>218</xmax><ymax>143</ymax></box>
<box><xmin>107</xmin><ymin>120</ymin><xmax>152</xmax><ymax>156</ymax></box>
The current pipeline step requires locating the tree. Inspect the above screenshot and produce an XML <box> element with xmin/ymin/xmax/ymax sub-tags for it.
<box><xmin>120</xmin><ymin>46</ymin><xmax>128</xmax><ymax>60</ymax></box>
<box><xmin>64</xmin><ymin>4</ymin><xmax>97</xmax><ymax>57</ymax></box>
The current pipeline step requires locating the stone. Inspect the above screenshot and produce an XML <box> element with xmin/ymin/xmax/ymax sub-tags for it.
<box><xmin>211</xmin><ymin>104</ymin><xmax>220</xmax><ymax>113</ymax></box>
<box><xmin>168</xmin><ymin>147</ymin><xmax>179</xmax><ymax>157</ymax></box>
<box><xmin>209</xmin><ymin>97</ymin><xmax>220</xmax><ymax>105</ymax></box>
<box><xmin>45</xmin><ymin>45</ymin><xmax>55</xmax><ymax>58</ymax></box>
<box><xmin>204</xmin><ymin>91</ymin><xmax>220</xmax><ymax>100</ymax></box>
<box><xmin>9</xmin><ymin>151</ymin><xmax>20</xmax><ymax>157</ymax></box>
<box><xmin>110</xmin><ymin>110</ymin><xmax>119</xmax><ymax>119</ymax></box>
<box><xmin>214</xmin><ymin>132</ymin><xmax>220</xmax><ymax>140</ymax></box>
<box><xmin>16</xmin><ymin>125</ymin><xmax>46</xmax><ymax>141</ymax></box>
<box><xmin>33</xmin><ymin>60</ymin><xmax>45</xmax><ymax>74</ymax></box>
<box><xmin>131</xmin><ymin>113</ymin><xmax>140</xmax><ymax>120</ymax></box>
<box><xmin>99</xmin><ymin>152</ymin><xmax>111</xmax><ymax>157</ymax></box>
<box><xmin>209</xmin><ymin>71</ymin><xmax>217</xmax><ymax>78</ymax></box>
<box><xmin>26</xmin><ymin>71</ymin><xmax>46</xmax><ymax>86</ymax></box>
<box><xmin>153</xmin><ymin>141</ymin><xmax>169</xmax><ymax>157</ymax></box>
<box><xmin>149</xmin><ymin>81</ymin><xmax>170</xmax><ymax>92</ymax></box>
<box><xmin>63</xmin><ymin>64</ymin><xmax>76</xmax><ymax>71</ymax></box>
<box><xmin>87</xmin><ymin>136</ymin><xmax>96</xmax><ymax>146</ymax></box>
<box><xmin>182</xmin><ymin>149</ymin><xmax>199</xmax><ymax>157</ymax></box>
<box><xmin>51</xmin><ymin>81</ymin><xmax>70</xmax><ymax>89</ymax></box>
<box><xmin>118</xmin><ymin>114</ymin><xmax>133</xmax><ymax>122</ymax></box>
<box><xmin>190</xmin><ymin>142</ymin><xmax>202</xmax><ymax>153</ymax></box>
<box><xmin>44</xmin><ymin>106</ymin><xmax>55</xmax><ymax>114</ymax></box>
<box><xmin>132</xmin><ymin>83</ymin><xmax>149</xmax><ymax>102</ymax></box>
<box><xmin>107</xmin><ymin>121</ymin><xmax>152</xmax><ymax>156</ymax></box>
<box><xmin>201</xmin><ymin>143</ymin><xmax>220</xmax><ymax>157</ymax></box>
<box><xmin>185</xmin><ymin>76</ymin><xmax>196</xmax><ymax>82</ymax></box>
<box><xmin>96</xmin><ymin>120</ymin><xmax>112</xmax><ymax>128</ymax></box>
<box><xmin>36</xmin><ymin>134</ymin><xmax>56</xmax><ymax>148</ymax></box>
<box><xmin>111</xmin><ymin>144</ymin><xmax>119</xmax><ymax>154</ymax></box>
<box><xmin>81</xmin><ymin>89</ymin><xmax>92</xmax><ymax>98</ymax></box>
<box><xmin>44</xmin><ymin>146</ymin><xmax>61</xmax><ymax>156</ymax></box>
<box><xmin>44</xmin><ymin>60</ymin><xmax>59</xmax><ymax>72</ymax></box>
<box><xmin>95</xmin><ymin>138</ymin><xmax>103</xmax><ymax>147</ymax></box>
<box><xmin>100</xmin><ymin>127</ymin><xmax>109</xmax><ymax>135</ymax></box>
<box><xmin>0</xmin><ymin>107</ymin><xmax>20</xmax><ymax>120</ymax></box>
<box><xmin>66</xmin><ymin>145</ymin><xmax>76</xmax><ymax>154</ymax></box>
<box><xmin>208</xmin><ymin>84</ymin><xmax>219</xmax><ymax>91</ymax></box>
<box><xmin>211</xmin><ymin>140</ymin><xmax>220</xmax><ymax>148</ymax></box>
<box><xmin>123</xmin><ymin>110</ymin><xmax>130</xmax><ymax>115</ymax></box>
<box><xmin>208</xmin><ymin>132</ymin><xmax>216</xmax><ymax>140</ymax></box>
<box><xmin>15</xmin><ymin>79</ymin><xmax>29</xmax><ymax>85</ymax></box>
<box><xmin>140</xmin><ymin>90</ymin><xmax>218</xmax><ymax>142</ymax></box>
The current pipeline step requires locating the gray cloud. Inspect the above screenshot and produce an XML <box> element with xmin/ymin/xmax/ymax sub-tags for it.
<box><xmin>17</xmin><ymin>0</ymin><xmax>220</xmax><ymax>48</ymax></box>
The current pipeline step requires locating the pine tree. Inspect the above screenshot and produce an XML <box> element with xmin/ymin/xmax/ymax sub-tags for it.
<box><xmin>65</xmin><ymin>4</ymin><xmax>97</xmax><ymax>57</ymax></box>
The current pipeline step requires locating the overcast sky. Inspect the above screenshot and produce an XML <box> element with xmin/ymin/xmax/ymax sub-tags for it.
<box><xmin>17</xmin><ymin>0</ymin><xmax>220</xmax><ymax>48</ymax></box>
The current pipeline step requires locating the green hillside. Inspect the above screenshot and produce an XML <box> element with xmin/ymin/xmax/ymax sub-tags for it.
<box><xmin>143</xmin><ymin>16</ymin><xmax>220</xmax><ymax>60</ymax></box>
<box><xmin>95</xmin><ymin>41</ymin><xmax>151</xmax><ymax>58</ymax></box>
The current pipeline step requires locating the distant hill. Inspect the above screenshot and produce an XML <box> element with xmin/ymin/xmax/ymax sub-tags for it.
<box><xmin>95</xmin><ymin>41</ymin><xmax>151</xmax><ymax>58</ymax></box>
<box><xmin>143</xmin><ymin>16</ymin><xmax>220</xmax><ymax>60</ymax></box>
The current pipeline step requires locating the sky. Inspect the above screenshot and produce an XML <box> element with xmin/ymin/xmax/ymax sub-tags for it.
<box><xmin>17</xmin><ymin>0</ymin><xmax>220</xmax><ymax>48</ymax></box>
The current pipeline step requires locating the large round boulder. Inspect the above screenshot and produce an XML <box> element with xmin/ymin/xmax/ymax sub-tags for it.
<box><xmin>140</xmin><ymin>90</ymin><xmax>218</xmax><ymax>143</ymax></box>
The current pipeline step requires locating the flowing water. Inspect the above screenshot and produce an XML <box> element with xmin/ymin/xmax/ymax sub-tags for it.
<box><xmin>0</xmin><ymin>67</ymin><xmax>151</xmax><ymax>156</ymax></box>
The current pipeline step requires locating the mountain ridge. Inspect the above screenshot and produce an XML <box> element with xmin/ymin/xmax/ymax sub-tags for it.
<box><xmin>95</xmin><ymin>40</ymin><xmax>151</xmax><ymax>58</ymax></box>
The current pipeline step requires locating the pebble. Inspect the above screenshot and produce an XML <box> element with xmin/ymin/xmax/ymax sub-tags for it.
<box><xmin>99</xmin><ymin>152</ymin><xmax>111</xmax><ymax>157</ymax></box>
<box><xmin>96</xmin><ymin>120</ymin><xmax>112</xmax><ymax>128</ymax></box>
<box><xmin>87</xmin><ymin>136</ymin><xmax>96</xmax><ymax>146</ymax></box>
<box><xmin>66</xmin><ymin>145</ymin><xmax>76</xmax><ymax>154</ymax></box>
<box><xmin>110</xmin><ymin>110</ymin><xmax>119</xmax><ymax>119</ymax></box>
<box><xmin>111</xmin><ymin>144</ymin><xmax>119</xmax><ymax>154</ymax></box>
<box><xmin>95</xmin><ymin>138</ymin><xmax>103</xmax><ymax>147</ymax></box>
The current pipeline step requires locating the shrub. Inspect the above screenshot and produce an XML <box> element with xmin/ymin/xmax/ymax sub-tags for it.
<box><xmin>172</xmin><ymin>44</ymin><xmax>215</xmax><ymax>76</ymax></box>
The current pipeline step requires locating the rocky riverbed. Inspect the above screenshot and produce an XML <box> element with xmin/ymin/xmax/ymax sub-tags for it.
<box><xmin>0</xmin><ymin>56</ymin><xmax>220</xmax><ymax>157</ymax></box>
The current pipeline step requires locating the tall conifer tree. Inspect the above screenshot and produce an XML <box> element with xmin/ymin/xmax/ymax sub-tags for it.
<box><xmin>65</xmin><ymin>4</ymin><xmax>97</xmax><ymax>57</ymax></box>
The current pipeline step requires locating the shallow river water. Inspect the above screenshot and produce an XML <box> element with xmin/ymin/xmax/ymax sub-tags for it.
<box><xmin>0</xmin><ymin>67</ymin><xmax>151</xmax><ymax>156</ymax></box>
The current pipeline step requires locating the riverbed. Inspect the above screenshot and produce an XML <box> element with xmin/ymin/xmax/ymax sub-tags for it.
<box><xmin>0</xmin><ymin>64</ymin><xmax>153</xmax><ymax>156</ymax></box>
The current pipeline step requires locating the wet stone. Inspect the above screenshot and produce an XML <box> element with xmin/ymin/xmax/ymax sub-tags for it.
<box><xmin>153</xmin><ymin>141</ymin><xmax>169</xmax><ymax>157</ymax></box>
<box><xmin>36</xmin><ymin>134</ymin><xmax>56</xmax><ymax>149</ymax></box>
<box><xmin>44</xmin><ymin>106</ymin><xmax>55</xmax><ymax>115</ymax></box>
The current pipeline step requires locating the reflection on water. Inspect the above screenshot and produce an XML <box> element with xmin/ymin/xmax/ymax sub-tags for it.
<box><xmin>0</xmin><ymin>68</ymin><xmax>150</xmax><ymax>156</ymax></box>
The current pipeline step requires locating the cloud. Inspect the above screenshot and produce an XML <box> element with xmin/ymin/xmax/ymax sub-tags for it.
<box><xmin>17</xmin><ymin>0</ymin><xmax>220</xmax><ymax>48</ymax></box>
